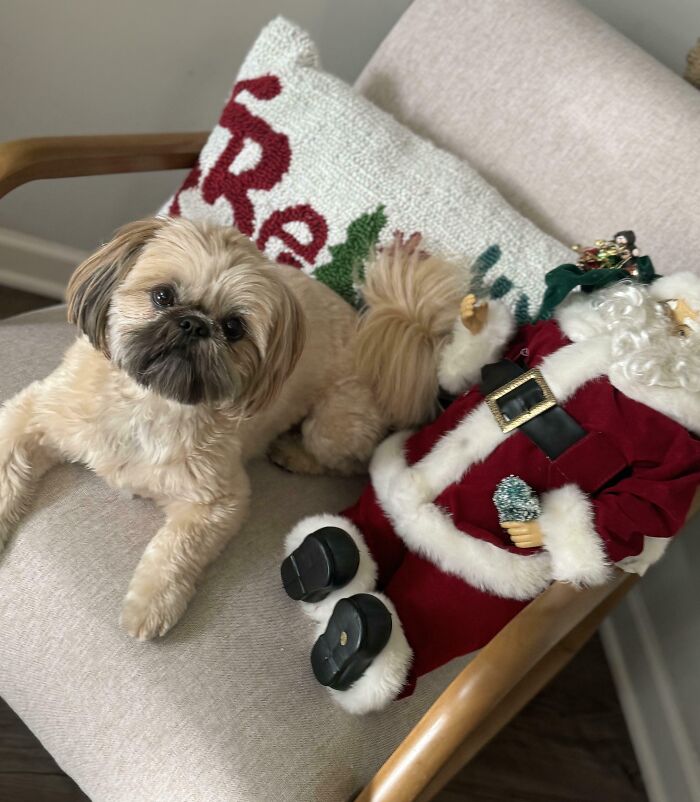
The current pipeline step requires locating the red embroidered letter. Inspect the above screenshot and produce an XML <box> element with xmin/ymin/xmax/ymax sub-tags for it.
<box><xmin>257</xmin><ymin>205</ymin><xmax>329</xmax><ymax>268</ymax></box>
<box><xmin>200</xmin><ymin>75</ymin><xmax>291</xmax><ymax>236</ymax></box>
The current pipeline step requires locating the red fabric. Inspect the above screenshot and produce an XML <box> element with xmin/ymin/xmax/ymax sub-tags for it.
<box><xmin>385</xmin><ymin>556</ymin><xmax>528</xmax><ymax>694</ymax></box>
<box><xmin>255</xmin><ymin>205</ymin><xmax>328</xmax><ymax>269</ymax></box>
<box><xmin>201</xmin><ymin>76</ymin><xmax>291</xmax><ymax>238</ymax></box>
<box><xmin>341</xmin><ymin>319</ymin><xmax>700</xmax><ymax>696</ymax></box>
<box><xmin>168</xmin><ymin>74</ymin><xmax>330</xmax><ymax>267</ymax></box>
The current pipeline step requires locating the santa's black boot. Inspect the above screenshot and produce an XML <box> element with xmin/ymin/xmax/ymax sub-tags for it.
<box><xmin>311</xmin><ymin>594</ymin><xmax>393</xmax><ymax>691</ymax></box>
<box><xmin>281</xmin><ymin>527</ymin><xmax>360</xmax><ymax>603</ymax></box>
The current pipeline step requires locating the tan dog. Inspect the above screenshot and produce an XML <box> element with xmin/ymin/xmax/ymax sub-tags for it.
<box><xmin>0</xmin><ymin>218</ymin><xmax>461</xmax><ymax>639</ymax></box>
<box><xmin>0</xmin><ymin>218</ymin><xmax>459</xmax><ymax>640</ymax></box>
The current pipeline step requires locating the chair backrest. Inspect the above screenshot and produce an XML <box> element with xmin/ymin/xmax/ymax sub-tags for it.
<box><xmin>356</xmin><ymin>0</ymin><xmax>700</xmax><ymax>277</ymax></box>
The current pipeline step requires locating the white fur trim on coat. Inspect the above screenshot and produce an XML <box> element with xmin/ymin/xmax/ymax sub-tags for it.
<box><xmin>616</xmin><ymin>536</ymin><xmax>671</xmax><ymax>576</ymax></box>
<box><xmin>322</xmin><ymin>592</ymin><xmax>412</xmax><ymax>714</ymax></box>
<box><xmin>649</xmin><ymin>271</ymin><xmax>700</xmax><ymax>310</ymax></box>
<box><xmin>284</xmin><ymin>513</ymin><xmax>378</xmax><ymax>622</ymax></box>
<box><xmin>538</xmin><ymin>485</ymin><xmax>612</xmax><ymax>586</ymax></box>
<box><xmin>555</xmin><ymin>293</ymin><xmax>608</xmax><ymax>341</ymax></box>
<box><xmin>371</xmin><ymin>432</ymin><xmax>553</xmax><ymax>600</ymax></box>
<box><xmin>420</xmin><ymin>337</ymin><xmax>612</xmax><ymax>500</ymax></box>
<box><xmin>438</xmin><ymin>300</ymin><xmax>515</xmax><ymax>394</ymax></box>
<box><xmin>367</xmin><ymin>337</ymin><xmax>615</xmax><ymax>600</ymax></box>
<box><xmin>616</xmin><ymin>379</ymin><xmax>700</xmax><ymax>436</ymax></box>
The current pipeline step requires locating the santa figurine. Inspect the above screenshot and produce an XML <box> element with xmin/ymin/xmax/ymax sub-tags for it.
<box><xmin>280</xmin><ymin>265</ymin><xmax>700</xmax><ymax>714</ymax></box>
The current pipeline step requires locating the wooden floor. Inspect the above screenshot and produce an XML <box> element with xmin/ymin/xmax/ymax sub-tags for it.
<box><xmin>0</xmin><ymin>286</ymin><xmax>648</xmax><ymax>802</ymax></box>
<box><xmin>0</xmin><ymin>285</ymin><xmax>57</xmax><ymax>319</ymax></box>
<box><xmin>434</xmin><ymin>634</ymin><xmax>647</xmax><ymax>802</ymax></box>
<box><xmin>0</xmin><ymin>699</ymin><xmax>90</xmax><ymax>802</ymax></box>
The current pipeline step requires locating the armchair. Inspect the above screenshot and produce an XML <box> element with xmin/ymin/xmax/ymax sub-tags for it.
<box><xmin>1</xmin><ymin>2</ymin><xmax>698</xmax><ymax>800</ymax></box>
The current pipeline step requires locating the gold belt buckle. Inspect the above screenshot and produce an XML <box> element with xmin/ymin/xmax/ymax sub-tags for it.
<box><xmin>485</xmin><ymin>367</ymin><xmax>557</xmax><ymax>433</ymax></box>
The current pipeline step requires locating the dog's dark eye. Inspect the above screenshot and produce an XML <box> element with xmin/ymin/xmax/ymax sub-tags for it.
<box><xmin>151</xmin><ymin>285</ymin><xmax>176</xmax><ymax>308</ymax></box>
<box><xmin>221</xmin><ymin>315</ymin><xmax>245</xmax><ymax>342</ymax></box>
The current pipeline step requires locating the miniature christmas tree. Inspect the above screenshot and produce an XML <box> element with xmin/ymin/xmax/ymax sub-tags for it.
<box><xmin>493</xmin><ymin>475</ymin><xmax>541</xmax><ymax>523</ymax></box>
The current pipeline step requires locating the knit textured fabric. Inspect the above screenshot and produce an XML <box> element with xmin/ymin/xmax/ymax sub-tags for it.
<box><xmin>160</xmin><ymin>17</ymin><xmax>571</xmax><ymax>315</ymax></box>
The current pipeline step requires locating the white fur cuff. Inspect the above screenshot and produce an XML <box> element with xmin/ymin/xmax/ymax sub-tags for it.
<box><xmin>539</xmin><ymin>485</ymin><xmax>612</xmax><ymax>587</ymax></box>
<box><xmin>324</xmin><ymin>592</ymin><xmax>413</xmax><ymax>715</ymax></box>
<box><xmin>649</xmin><ymin>270</ymin><xmax>700</xmax><ymax>310</ymax></box>
<box><xmin>438</xmin><ymin>300</ymin><xmax>515</xmax><ymax>394</ymax></box>
<box><xmin>284</xmin><ymin>513</ymin><xmax>378</xmax><ymax>622</ymax></box>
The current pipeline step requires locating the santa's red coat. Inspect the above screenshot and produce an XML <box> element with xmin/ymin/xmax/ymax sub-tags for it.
<box><xmin>340</xmin><ymin>319</ymin><xmax>700</xmax><ymax>696</ymax></box>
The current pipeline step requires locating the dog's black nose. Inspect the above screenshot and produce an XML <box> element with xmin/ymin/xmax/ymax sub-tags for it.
<box><xmin>179</xmin><ymin>315</ymin><xmax>210</xmax><ymax>339</ymax></box>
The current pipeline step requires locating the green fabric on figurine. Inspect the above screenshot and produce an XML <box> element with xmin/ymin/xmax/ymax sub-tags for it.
<box><xmin>536</xmin><ymin>231</ymin><xmax>658</xmax><ymax>321</ymax></box>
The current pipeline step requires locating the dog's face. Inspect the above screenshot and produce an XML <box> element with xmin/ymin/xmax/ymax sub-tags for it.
<box><xmin>66</xmin><ymin>218</ymin><xmax>305</xmax><ymax>411</ymax></box>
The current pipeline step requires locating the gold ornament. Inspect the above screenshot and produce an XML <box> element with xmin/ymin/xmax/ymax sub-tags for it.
<box><xmin>571</xmin><ymin>235</ymin><xmax>637</xmax><ymax>273</ymax></box>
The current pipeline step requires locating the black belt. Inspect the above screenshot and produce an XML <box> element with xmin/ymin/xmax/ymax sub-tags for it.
<box><xmin>480</xmin><ymin>359</ymin><xmax>586</xmax><ymax>460</ymax></box>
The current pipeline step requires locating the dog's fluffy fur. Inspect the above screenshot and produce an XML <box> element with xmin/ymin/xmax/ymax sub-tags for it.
<box><xmin>0</xmin><ymin>217</ymin><xmax>461</xmax><ymax>639</ymax></box>
<box><xmin>355</xmin><ymin>236</ymin><xmax>464</xmax><ymax>427</ymax></box>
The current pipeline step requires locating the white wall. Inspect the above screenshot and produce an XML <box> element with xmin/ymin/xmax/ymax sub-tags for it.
<box><xmin>602</xmin><ymin>517</ymin><xmax>700</xmax><ymax>802</ymax></box>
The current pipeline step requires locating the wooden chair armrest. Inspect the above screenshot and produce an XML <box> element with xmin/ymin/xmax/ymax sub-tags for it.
<box><xmin>0</xmin><ymin>133</ymin><xmax>207</xmax><ymax>200</ymax></box>
<box><xmin>356</xmin><ymin>572</ymin><xmax>637</xmax><ymax>802</ymax></box>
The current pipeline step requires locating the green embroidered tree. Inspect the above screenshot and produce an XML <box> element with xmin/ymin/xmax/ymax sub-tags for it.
<box><xmin>514</xmin><ymin>293</ymin><xmax>532</xmax><ymax>325</ymax></box>
<box><xmin>469</xmin><ymin>244</ymin><xmax>502</xmax><ymax>299</ymax></box>
<box><xmin>468</xmin><ymin>244</ymin><xmax>539</xmax><ymax>324</ymax></box>
<box><xmin>313</xmin><ymin>214</ymin><xmax>540</xmax><ymax>323</ymax></box>
<box><xmin>313</xmin><ymin>205</ymin><xmax>388</xmax><ymax>307</ymax></box>
<box><xmin>489</xmin><ymin>275</ymin><xmax>513</xmax><ymax>299</ymax></box>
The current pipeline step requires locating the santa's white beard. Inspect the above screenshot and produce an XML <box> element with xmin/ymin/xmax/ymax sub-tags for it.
<box><xmin>594</xmin><ymin>282</ymin><xmax>700</xmax><ymax>393</ymax></box>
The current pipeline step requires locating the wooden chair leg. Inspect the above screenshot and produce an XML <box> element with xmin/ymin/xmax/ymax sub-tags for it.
<box><xmin>413</xmin><ymin>578</ymin><xmax>635</xmax><ymax>802</ymax></box>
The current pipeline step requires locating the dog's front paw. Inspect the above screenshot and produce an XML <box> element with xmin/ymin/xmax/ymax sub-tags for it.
<box><xmin>120</xmin><ymin>579</ymin><xmax>192</xmax><ymax>640</ymax></box>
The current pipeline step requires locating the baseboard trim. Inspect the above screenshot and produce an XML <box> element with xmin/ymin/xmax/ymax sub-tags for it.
<box><xmin>0</xmin><ymin>266</ymin><xmax>68</xmax><ymax>300</ymax></box>
<box><xmin>601</xmin><ymin>591</ymin><xmax>700</xmax><ymax>802</ymax></box>
<box><xmin>601</xmin><ymin>617</ymin><xmax>669</xmax><ymax>802</ymax></box>
<box><xmin>0</xmin><ymin>227</ymin><xmax>88</xmax><ymax>300</ymax></box>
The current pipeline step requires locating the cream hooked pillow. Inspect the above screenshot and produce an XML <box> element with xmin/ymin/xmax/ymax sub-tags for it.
<box><xmin>161</xmin><ymin>17</ymin><xmax>571</xmax><ymax>320</ymax></box>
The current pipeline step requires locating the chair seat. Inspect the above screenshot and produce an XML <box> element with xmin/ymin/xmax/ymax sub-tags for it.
<box><xmin>0</xmin><ymin>307</ymin><xmax>469</xmax><ymax>802</ymax></box>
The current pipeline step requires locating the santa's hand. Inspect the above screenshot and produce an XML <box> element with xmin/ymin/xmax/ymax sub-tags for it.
<box><xmin>502</xmin><ymin>520</ymin><xmax>544</xmax><ymax>549</ymax></box>
<box><xmin>460</xmin><ymin>294</ymin><xmax>489</xmax><ymax>335</ymax></box>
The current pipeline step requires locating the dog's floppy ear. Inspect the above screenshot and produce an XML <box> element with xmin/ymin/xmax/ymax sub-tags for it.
<box><xmin>67</xmin><ymin>217</ymin><xmax>167</xmax><ymax>356</ymax></box>
<box><xmin>245</xmin><ymin>280</ymin><xmax>306</xmax><ymax>415</ymax></box>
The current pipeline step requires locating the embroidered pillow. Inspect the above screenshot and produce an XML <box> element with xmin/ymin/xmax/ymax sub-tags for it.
<box><xmin>160</xmin><ymin>17</ymin><xmax>571</xmax><ymax>321</ymax></box>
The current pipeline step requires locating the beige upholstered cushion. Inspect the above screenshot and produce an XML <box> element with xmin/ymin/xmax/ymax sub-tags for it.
<box><xmin>357</xmin><ymin>0</ymin><xmax>700</xmax><ymax>271</ymax></box>
<box><xmin>0</xmin><ymin>309</ymin><xmax>471</xmax><ymax>801</ymax></box>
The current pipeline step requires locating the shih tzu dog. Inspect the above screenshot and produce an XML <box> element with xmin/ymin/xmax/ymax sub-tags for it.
<box><xmin>0</xmin><ymin>218</ymin><xmax>461</xmax><ymax>640</ymax></box>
